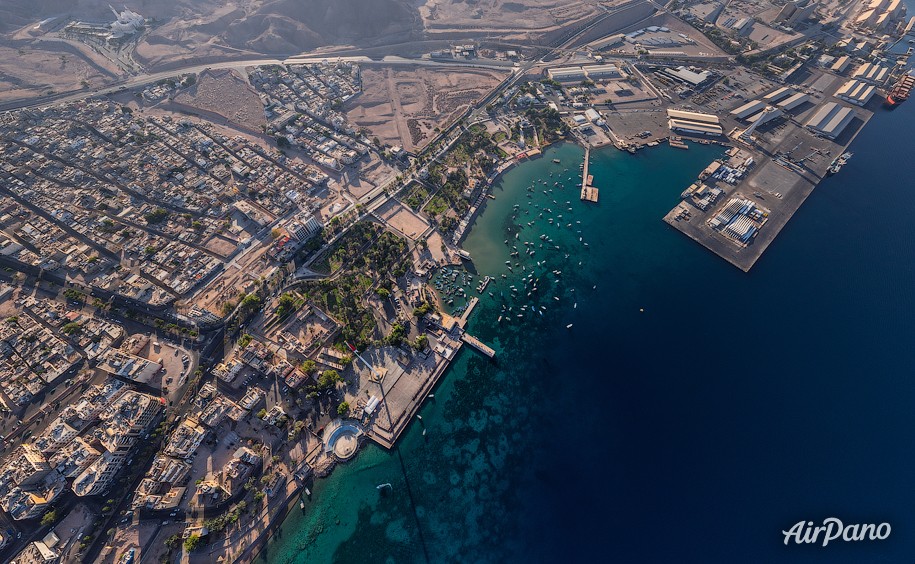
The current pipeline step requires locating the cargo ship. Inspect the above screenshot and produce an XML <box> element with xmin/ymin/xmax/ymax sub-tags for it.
<box><xmin>827</xmin><ymin>152</ymin><xmax>852</xmax><ymax>175</ymax></box>
<box><xmin>885</xmin><ymin>73</ymin><xmax>915</xmax><ymax>107</ymax></box>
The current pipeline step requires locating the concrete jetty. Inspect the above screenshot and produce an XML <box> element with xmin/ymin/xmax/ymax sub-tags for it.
<box><xmin>580</xmin><ymin>146</ymin><xmax>599</xmax><ymax>202</ymax></box>
<box><xmin>459</xmin><ymin>296</ymin><xmax>479</xmax><ymax>326</ymax></box>
<box><xmin>461</xmin><ymin>333</ymin><xmax>495</xmax><ymax>357</ymax></box>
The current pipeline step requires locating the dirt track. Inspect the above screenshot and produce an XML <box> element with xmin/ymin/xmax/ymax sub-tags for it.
<box><xmin>347</xmin><ymin>65</ymin><xmax>507</xmax><ymax>151</ymax></box>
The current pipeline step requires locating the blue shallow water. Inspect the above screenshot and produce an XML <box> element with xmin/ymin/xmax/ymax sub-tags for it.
<box><xmin>264</xmin><ymin>99</ymin><xmax>915</xmax><ymax>563</ymax></box>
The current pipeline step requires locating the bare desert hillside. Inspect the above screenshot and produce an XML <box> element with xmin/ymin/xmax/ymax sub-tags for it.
<box><xmin>2</xmin><ymin>0</ymin><xmax>602</xmax><ymax>50</ymax></box>
<box><xmin>1</xmin><ymin>0</ymin><xmax>420</xmax><ymax>47</ymax></box>
<box><xmin>0</xmin><ymin>0</ymin><xmax>607</xmax><ymax>97</ymax></box>
<box><xmin>139</xmin><ymin>0</ymin><xmax>420</xmax><ymax>63</ymax></box>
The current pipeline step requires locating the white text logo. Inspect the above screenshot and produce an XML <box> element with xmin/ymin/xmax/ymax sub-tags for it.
<box><xmin>782</xmin><ymin>518</ymin><xmax>890</xmax><ymax>547</ymax></box>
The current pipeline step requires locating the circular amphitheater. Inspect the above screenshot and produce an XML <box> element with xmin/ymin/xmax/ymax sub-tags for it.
<box><xmin>322</xmin><ymin>419</ymin><xmax>364</xmax><ymax>461</ymax></box>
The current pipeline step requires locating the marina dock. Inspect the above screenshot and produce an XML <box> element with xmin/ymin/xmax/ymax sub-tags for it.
<box><xmin>459</xmin><ymin>296</ymin><xmax>479</xmax><ymax>326</ymax></box>
<box><xmin>461</xmin><ymin>333</ymin><xmax>496</xmax><ymax>358</ymax></box>
<box><xmin>580</xmin><ymin>146</ymin><xmax>599</xmax><ymax>202</ymax></box>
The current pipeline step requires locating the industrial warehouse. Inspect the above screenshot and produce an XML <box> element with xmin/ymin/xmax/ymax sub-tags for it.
<box><xmin>805</xmin><ymin>102</ymin><xmax>857</xmax><ymax>139</ymax></box>
<box><xmin>667</xmin><ymin>109</ymin><xmax>722</xmax><ymax>136</ymax></box>
<box><xmin>763</xmin><ymin>86</ymin><xmax>794</xmax><ymax>103</ymax></box>
<box><xmin>708</xmin><ymin>197</ymin><xmax>770</xmax><ymax>245</ymax></box>
<box><xmin>731</xmin><ymin>100</ymin><xmax>768</xmax><ymax>120</ymax></box>
<box><xmin>777</xmin><ymin>92</ymin><xmax>811</xmax><ymax>111</ymax></box>
<box><xmin>836</xmin><ymin>79</ymin><xmax>877</xmax><ymax>106</ymax></box>
<box><xmin>546</xmin><ymin>63</ymin><xmax>626</xmax><ymax>83</ymax></box>
<box><xmin>852</xmin><ymin>62</ymin><xmax>890</xmax><ymax>84</ymax></box>
<box><xmin>659</xmin><ymin>66</ymin><xmax>715</xmax><ymax>88</ymax></box>
<box><xmin>829</xmin><ymin>56</ymin><xmax>851</xmax><ymax>73</ymax></box>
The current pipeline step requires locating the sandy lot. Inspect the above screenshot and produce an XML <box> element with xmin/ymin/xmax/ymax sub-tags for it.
<box><xmin>375</xmin><ymin>198</ymin><xmax>430</xmax><ymax>240</ymax></box>
<box><xmin>347</xmin><ymin>65</ymin><xmax>507</xmax><ymax>152</ymax></box>
<box><xmin>0</xmin><ymin>44</ymin><xmax>112</xmax><ymax>103</ymax></box>
<box><xmin>192</xmin><ymin>243</ymin><xmax>271</xmax><ymax>317</ymax></box>
<box><xmin>52</xmin><ymin>503</ymin><xmax>96</xmax><ymax>563</ymax></box>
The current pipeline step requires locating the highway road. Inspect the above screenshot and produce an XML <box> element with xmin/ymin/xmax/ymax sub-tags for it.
<box><xmin>0</xmin><ymin>54</ymin><xmax>514</xmax><ymax>113</ymax></box>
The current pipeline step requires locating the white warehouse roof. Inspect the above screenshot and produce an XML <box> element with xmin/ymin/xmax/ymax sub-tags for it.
<box><xmin>852</xmin><ymin>63</ymin><xmax>889</xmax><ymax>84</ymax></box>
<box><xmin>777</xmin><ymin>92</ymin><xmax>811</xmax><ymax>111</ymax></box>
<box><xmin>763</xmin><ymin>86</ymin><xmax>794</xmax><ymax>102</ymax></box>
<box><xmin>805</xmin><ymin>102</ymin><xmax>856</xmax><ymax>139</ymax></box>
<box><xmin>731</xmin><ymin>100</ymin><xmax>767</xmax><ymax>119</ymax></box>
<box><xmin>668</xmin><ymin>118</ymin><xmax>723</xmax><ymax>136</ymax></box>
<box><xmin>667</xmin><ymin>108</ymin><xmax>720</xmax><ymax>124</ymax></box>
<box><xmin>835</xmin><ymin>79</ymin><xmax>876</xmax><ymax>106</ymax></box>
<box><xmin>582</xmin><ymin>63</ymin><xmax>623</xmax><ymax>78</ymax></box>
<box><xmin>547</xmin><ymin>67</ymin><xmax>586</xmax><ymax>82</ymax></box>
<box><xmin>830</xmin><ymin>55</ymin><xmax>851</xmax><ymax>73</ymax></box>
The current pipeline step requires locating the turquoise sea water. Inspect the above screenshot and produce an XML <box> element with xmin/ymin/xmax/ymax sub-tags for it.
<box><xmin>265</xmin><ymin>100</ymin><xmax>915</xmax><ymax>563</ymax></box>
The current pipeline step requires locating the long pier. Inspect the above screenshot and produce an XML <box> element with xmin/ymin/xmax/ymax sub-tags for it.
<box><xmin>459</xmin><ymin>296</ymin><xmax>479</xmax><ymax>326</ymax></box>
<box><xmin>581</xmin><ymin>146</ymin><xmax>589</xmax><ymax>192</ymax></box>
<box><xmin>580</xmin><ymin>146</ymin><xmax>599</xmax><ymax>202</ymax></box>
<box><xmin>461</xmin><ymin>333</ymin><xmax>495</xmax><ymax>358</ymax></box>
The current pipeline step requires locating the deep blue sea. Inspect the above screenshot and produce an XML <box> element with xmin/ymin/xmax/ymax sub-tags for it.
<box><xmin>263</xmin><ymin>78</ymin><xmax>915</xmax><ymax>563</ymax></box>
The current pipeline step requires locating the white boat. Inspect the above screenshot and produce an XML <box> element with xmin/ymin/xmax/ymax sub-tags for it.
<box><xmin>566</xmin><ymin>324</ymin><xmax>573</xmax><ymax>329</ymax></box>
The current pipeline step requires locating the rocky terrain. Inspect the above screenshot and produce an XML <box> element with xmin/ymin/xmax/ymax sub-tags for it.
<box><xmin>0</xmin><ymin>0</ymin><xmax>607</xmax><ymax>100</ymax></box>
<box><xmin>135</xmin><ymin>0</ymin><xmax>421</xmax><ymax>66</ymax></box>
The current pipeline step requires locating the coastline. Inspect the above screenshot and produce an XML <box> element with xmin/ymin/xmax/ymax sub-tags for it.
<box><xmin>241</xmin><ymin>140</ymin><xmax>556</xmax><ymax>564</ymax></box>
<box><xmin>255</xmin><ymin>111</ymin><xmax>915</xmax><ymax>561</ymax></box>
<box><xmin>245</xmin><ymin>331</ymin><xmax>467</xmax><ymax>562</ymax></box>
<box><xmin>365</xmin><ymin>341</ymin><xmax>464</xmax><ymax>449</ymax></box>
<box><xmin>1</xmin><ymin>0</ymin><xmax>913</xmax><ymax>561</ymax></box>
<box><xmin>452</xmin><ymin>138</ymin><xmax>561</xmax><ymax>246</ymax></box>
<box><xmin>236</xmin><ymin>484</ymin><xmax>303</xmax><ymax>564</ymax></box>
<box><xmin>244</xmin><ymin>135</ymin><xmax>729</xmax><ymax>561</ymax></box>
<box><xmin>244</xmin><ymin>111</ymin><xmax>863</xmax><ymax>558</ymax></box>
<box><xmin>661</xmin><ymin>109</ymin><xmax>873</xmax><ymax>272</ymax></box>
<box><xmin>244</xmin><ymin>75</ymin><xmax>901</xmax><ymax>563</ymax></box>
